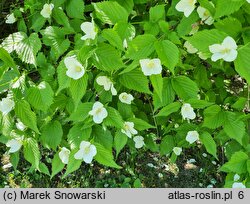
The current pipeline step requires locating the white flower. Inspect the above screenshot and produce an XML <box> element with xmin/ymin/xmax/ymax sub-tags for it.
<box><xmin>176</xmin><ymin>0</ymin><xmax>197</xmax><ymax>17</ymax></box>
<box><xmin>184</xmin><ymin>41</ymin><xmax>198</xmax><ymax>54</ymax></box>
<box><xmin>89</xmin><ymin>102</ymin><xmax>108</xmax><ymax>124</ymax></box>
<box><xmin>139</xmin><ymin>58</ymin><xmax>162</xmax><ymax>76</ymax></box>
<box><xmin>247</xmin><ymin>0</ymin><xmax>250</xmax><ymax>3</ymax></box>
<box><xmin>209</xmin><ymin>36</ymin><xmax>238</xmax><ymax>62</ymax></box>
<box><xmin>186</xmin><ymin>130</ymin><xmax>199</xmax><ymax>144</ymax></box>
<box><xmin>197</xmin><ymin>5</ymin><xmax>214</xmax><ymax>25</ymax></box>
<box><xmin>234</xmin><ymin>174</ymin><xmax>240</xmax><ymax>181</ymax></box>
<box><xmin>40</xmin><ymin>3</ymin><xmax>54</xmax><ymax>18</ymax></box>
<box><xmin>5</xmin><ymin>13</ymin><xmax>16</xmax><ymax>24</ymax></box>
<box><xmin>0</xmin><ymin>98</ymin><xmax>15</xmax><ymax>115</ymax></box>
<box><xmin>202</xmin><ymin>153</ymin><xmax>207</xmax><ymax>157</ymax></box>
<box><xmin>16</xmin><ymin>120</ymin><xmax>26</xmax><ymax>131</ymax></box>
<box><xmin>232</xmin><ymin>182</ymin><xmax>246</xmax><ymax>188</ymax></box>
<box><xmin>6</xmin><ymin>137</ymin><xmax>23</xmax><ymax>153</ymax></box>
<box><xmin>173</xmin><ymin>147</ymin><xmax>182</xmax><ymax>155</ymax></box>
<box><xmin>121</xmin><ymin>122</ymin><xmax>138</xmax><ymax>138</ymax></box>
<box><xmin>96</xmin><ymin>76</ymin><xmax>117</xmax><ymax>95</ymax></box>
<box><xmin>59</xmin><ymin>147</ymin><xmax>71</xmax><ymax>164</ymax></box>
<box><xmin>74</xmin><ymin>141</ymin><xmax>97</xmax><ymax>164</ymax></box>
<box><xmin>80</xmin><ymin>22</ymin><xmax>97</xmax><ymax>40</ymax></box>
<box><xmin>119</xmin><ymin>92</ymin><xmax>134</xmax><ymax>104</ymax></box>
<box><xmin>181</xmin><ymin>103</ymin><xmax>196</xmax><ymax>120</ymax></box>
<box><xmin>64</xmin><ymin>56</ymin><xmax>85</xmax><ymax>80</ymax></box>
<box><xmin>133</xmin><ymin>136</ymin><xmax>145</xmax><ymax>148</ymax></box>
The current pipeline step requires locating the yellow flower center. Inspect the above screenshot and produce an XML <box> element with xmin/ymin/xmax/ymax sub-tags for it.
<box><xmin>84</xmin><ymin>146</ymin><xmax>90</xmax><ymax>154</ymax></box>
<box><xmin>75</xmin><ymin>66</ymin><xmax>82</xmax><ymax>72</ymax></box>
<box><xmin>188</xmin><ymin>0</ymin><xmax>195</xmax><ymax>5</ymax></box>
<box><xmin>204</xmin><ymin>10</ymin><xmax>210</xmax><ymax>17</ymax></box>
<box><xmin>147</xmin><ymin>61</ymin><xmax>155</xmax><ymax>69</ymax></box>
<box><xmin>95</xmin><ymin>108</ymin><xmax>102</xmax><ymax>114</ymax></box>
<box><xmin>122</xmin><ymin>95</ymin><xmax>127</xmax><ymax>100</ymax></box>
<box><xmin>221</xmin><ymin>48</ymin><xmax>231</xmax><ymax>54</ymax></box>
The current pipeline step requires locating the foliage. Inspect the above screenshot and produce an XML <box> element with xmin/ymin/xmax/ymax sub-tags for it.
<box><xmin>0</xmin><ymin>0</ymin><xmax>250</xmax><ymax>188</ymax></box>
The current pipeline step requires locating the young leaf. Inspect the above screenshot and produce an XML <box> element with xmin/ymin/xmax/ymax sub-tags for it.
<box><xmin>200</xmin><ymin>132</ymin><xmax>218</xmax><ymax>160</ymax></box>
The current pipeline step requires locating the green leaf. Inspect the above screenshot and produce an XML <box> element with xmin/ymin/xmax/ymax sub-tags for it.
<box><xmin>186</xmin><ymin>99</ymin><xmax>213</xmax><ymax>109</ymax></box>
<box><xmin>234</xmin><ymin>42</ymin><xmax>250</xmax><ymax>84</ymax></box>
<box><xmin>15</xmin><ymin>100</ymin><xmax>39</xmax><ymax>133</ymax></box>
<box><xmin>224</xmin><ymin>112</ymin><xmax>245</xmax><ymax>145</ymax></box>
<box><xmin>203</xmin><ymin>105</ymin><xmax>226</xmax><ymax>129</ymax></box>
<box><xmin>247</xmin><ymin>160</ymin><xmax>250</xmax><ymax>175</ymax></box>
<box><xmin>126</xmin><ymin>34</ymin><xmax>156</xmax><ymax>60</ymax></box>
<box><xmin>63</xmin><ymin>149</ymin><xmax>82</xmax><ymax>177</ymax></box>
<box><xmin>23</xmin><ymin>138</ymin><xmax>40</xmax><ymax>169</ymax></box>
<box><xmin>65</xmin><ymin>0</ymin><xmax>84</xmax><ymax>19</ymax></box>
<box><xmin>128</xmin><ymin>118</ymin><xmax>154</xmax><ymax>131</ymax></box>
<box><xmin>155</xmin><ymin>40</ymin><xmax>179</xmax><ymax>73</ymax></box>
<box><xmin>102</xmin><ymin>29</ymin><xmax>124</xmax><ymax>50</ymax></box>
<box><xmin>57</xmin><ymin>60</ymin><xmax>71</xmax><ymax>93</ymax></box>
<box><xmin>69</xmin><ymin>74</ymin><xmax>88</xmax><ymax>106</ymax></box>
<box><xmin>214</xmin><ymin>0</ymin><xmax>245</xmax><ymax>19</ymax></box>
<box><xmin>110</xmin><ymin>0</ymin><xmax>134</xmax><ymax>13</ymax></box>
<box><xmin>114</xmin><ymin>131</ymin><xmax>128</xmax><ymax>157</ymax></box>
<box><xmin>149</xmin><ymin>5</ymin><xmax>165</xmax><ymax>22</ymax></box>
<box><xmin>171</xmin><ymin>76</ymin><xmax>199</xmax><ymax>100</ymax></box>
<box><xmin>52</xmin><ymin>8</ymin><xmax>71</xmax><ymax>28</ymax></box>
<box><xmin>0</xmin><ymin>47</ymin><xmax>17</xmax><ymax>70</ymax></box>
<box><xmin>67</xmin><ymin>125</ymin><xmax>92</xmax><ymax>149</ymax></box>
<box><xmin>119</xmin><ymin>69</ymin><xmax>151</xmax><ymax>94</ymax></box>
<box><xmin>41</xmin><ymin>120</ymin><xmax>63</xmax><ymax>150</ymax></box>
<box><xmin>104</xmin><ymin>107</ymin><xmax>124</xmax><ymax>128</ymax></box>
<box><xmin>1</xmin><ymin>32</ymin><xmax>41</xmax><ymax>65</ymax></box>
<box><xmin>68</xmin><ymin>102</ymin><xmax>93</xmax><ymax>122</ymax></box>
<box><xmin>94</xmin><ymin>143</ymin><xmax>122</xmax><ymax>169</ymax></box>
<box><xmin>93</xmin><ymin>43</ymin><xmax>124</xmax><ymax>71</ymax></box>
<box><xmin>177</xmin><ymin>12</ymin><xmax>199</xmax><ymax>37</ymax></box>
<box><xmin>26</xmin><ymin>81</ymin><xmax>54</xmax><ymax>112</ymax></box>
<box><xmin>51</xmin><ymin>153</ymin><xmax>65</xmax><ymax>178</ymax></box>
<box><xmin>185</xmin><ymin>29</ymin><xmax>227</xmax><ymax>56</ymax></box>
<box><xmin>160</xmin><ymin>135</ymin><xmax>175</xmax><ymax>156</ymax></box>
<box><xmin>150</xmin><ymin>74</ymin><xmax>163</xmax><ymax>101</ymax></box>
<box><xmin>200</xmin><ymin>132</ymin><xmax>218</xmax><ymax>160</ymax></box>
<box><xmin>93</xmin><ymin>126</ymin><xmax>113</xmax><ymax>150</ymax></box>
<box><xmin>220</xmin><ymin>151</ymin><xmax>248</xmax><ymax>174</ymax></box>
<box><xmin>197</xmin><ymin>0</ymin><xmax>215</xmax><ymax>15</ymax></box>
<box><xmin>93</xmin><ymin>1</ymin><xmax>128</xmax><ymax>25</ymax></box>
<box><xmin>156</xmin><ymin>102</ymin><xmax>181</xmax><ymax>117</ymax></box>
<box><xmin>39</xmin><ymin>163</ymin><xmax>50</xmax><ymax>176</ymax></box>
<box><xmin>10</xmin><ymin>152</ymin><xmax>19</xmax><ymax>170</ymax></box>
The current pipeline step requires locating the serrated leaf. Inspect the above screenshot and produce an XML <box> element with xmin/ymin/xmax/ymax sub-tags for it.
<box><xmin>52</xmin><ymin>8</ymin><xmax>71</xmax><ymax>28</ymax></box>
<box><xmin>126</xmin><ymin>34</ymin><xmax>156</xmax><ymax>60</ymax></box>
<box><xmin>23</xmin><ymin>138</ymin><xmax>40</xmax><ymax>169</ymax></box>
<box><xmin>171</xmin><ymin>76</ymin><xmax>199</xmax><ymax>100</ymax></box>
<box><xmin>0</xmin><ymin>47</ymin><xmax>17</xmax><ymax>70</ymax></box>
<box><xmin>220</xmin><ymin>151</ymin><xmax>248</xmax><ymax>174</ymax></box>
<box><xmin>39</xmin><ymin>163</ymin><xmax>50</xmax><ymax>176</ymax></box>
<box><xmin>114</xmin><ymin>131</ymin><xmax>128</xmax><ymax>157</ymax></box>
<box><xmin>26</xmin><ymin>81</ymin><xmax>54</xmax><ymax>112</ymax></box>
<box><xmin>155</xmin><ymin>40</ymin><xmax>179</xmax><ymax>73</ymax></box>
<box><xmin>63</xmin><ymin>149</ymin><xmax>82</xmax><ymax>177</ymax></box>
<box><xmin>200</xmin><ymin>132</ymin><xmax>218</xmax><ymax>160</ymax></box>
<box><xmin>186</xmin><ymin>99</ymin><xmax>214</xmax><ymax>109</ymax></box>
<box><xmin>203</xmin><ymin>105</ymin><xmax>226</xmax><ymax>129</ymax></box>
<box><xmin>41</xmin><ymin>120</ymin><xmax>63</xmax><ymax>150</ymax></box>
<box><xmin>102</xmin><ymin>29</ymin><xmax>124</xmax><ymax>50</ymax></box>
<box><xmin>156</xmin><ymin>102</ymin><xmax>181</xmax><ymax>117</ymax></box>
<box><xmin>51</xmin><ymin>153</ymin><xmax>65</xmax><ymax>178</ymax></box>
<box><xmin>65</xmin><ymin>0</ymin><xmax>84</xmax><ymax>19</ymax></box>
<box><xmin>57</xmin><ymin>60</ymin><xmax>71</xmax><ymax>93</ymax></box>
<box><xmin>128</xmin><ymin>118</ymin><xmax>154</xmax><ymax>131</ymax></box>
<box><xmin>119</xmin><ymin>69</ymin><xmax>151</xmax><ymax>94</ymax></box>
<box><xmin>15</xmin><ymin>100</ymin><xmax>39</xmax><ymax>133</ymax></box>
<box><xmin>93</xmin><ymin>1</ymin><xmax>128</xmax><ymax>25</ymax></box>
<box><xmin>160</xmin><ymin>135</ymin><xmax>175</xmax><ymax>156</ymax></box>
<box><xmin>69</xmin><ymin>74</ymin><xmax>88</xmax><ymax>106</ymax></box>
<box><xmin>94</xmin><ymin>143</ymin><xmax>122</xmax><ymax>169</ymax></box>
<box><xmin>68</xmin><ymin>102</ymin><xmax>93</xmax><ymax>122</ymax></box>
<box><xmin>93</xmin><ymin>126</ymin><xmax>113</xmax><ymax>150</ymax></box>
<box><xmin>104</xmin><ymin>107</ymin><xmax>124</xmax><ymax>128</ymax></box>
<box><xmin>150</xmin><ymin>74</ymin><xmax>163</xmax><ymax>101</ymax></box>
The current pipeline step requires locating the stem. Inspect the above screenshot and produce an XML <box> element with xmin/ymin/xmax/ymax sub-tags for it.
<box><xmin>146</xmin><ymin>96</ymin><xmax>159</xmax><ymax>138</ymax></box>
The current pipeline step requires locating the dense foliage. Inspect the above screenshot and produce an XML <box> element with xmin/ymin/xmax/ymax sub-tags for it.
<box><xmin>0</xmin><ymin>0</ymin><xmax>250</xmax><ymax>188</ymax></box>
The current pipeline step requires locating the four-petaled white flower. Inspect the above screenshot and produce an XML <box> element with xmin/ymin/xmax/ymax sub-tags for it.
<box><xmin>209</xmin><ymin>36</ymin><xmax>238</xmax><ymax>62</ymax></box>
<box><xmin>89</xmin><ymin>102</ymin><xmax>108</xmax><ymax>124</ymax></box>
<box><xmin>181</xmin><ymin>103</ymin><xmax>196</xmax><ymax>120</ymax></box>
<box><xmin>40</xmin><ymin>3</ymin><xmax>54</xmax><ymax>18</ymax></box>
<box><xmin>74</xmin><ymin>141</ymin><xmax>97</xmax><ymax>164</ymax></box>
<box><xmin>0</xmin><ymin>98</ymin><xmax>15</xmax><ymax>115</ymax></box>
<box><xmin>119</xmin><ymin>92</ymin><xmax>134</xmax><ymax>104</ymax></box>
<box><xmin>16</xmin><ymin>119</ymin><xmax>27</xmax><ymax>131</ymax></box>
<box><xmin>59</xmin><ymin>147</ymin><xmax>71</xmax><ymax>164</ymax></box>
<box><xmin>197</xmin><ymin>4</ymin><xmax>214</xmax><ymax>25</ymax></box>
<box><xmin>186</xmin><ymin>130</ymin><xmax>199</xmax><ymax>144</ymax></box>
<box><xmin>5</xmin><ymin>13</ymin><xmax>16</xmax><ymax>24</ymax></box>
<box><xmin>121</xmin><ymin>122</ymin><xmax>138</xmax><ymax>138</ymax></box>
<box><xmin>184</xmin><ymin>41</ymin><xmax>198</xmax><ymax>54</ymax></box>
<box><xmin>6</xmin><ymin>137</ymin><xmax>23</xmax><ymax>153</ymax></box>
<box><xmin>176</xmin><ymin>0</ymin><xmax>197</xmax><ymax>17</ymax></box>
<box><xmin>64</xmin><ymin>56</ymin><xmax>85</xmax><ymax>80</ymax></box>
<box><xmin>133</xmin><ymin>136</ymin><xmax>145</xmax><ymax>148</ymax></box>
<box><xmin>96</xmin><ymin>76</ymin><xmax>117</xmax><ymax>95</ymax></box>
<box><xmin>232</xmin><ymin>182</ymin><xmax>246</xmax><ymax>188</ymax></box>
<box><xmin>173</xmin><ymin>147</ymin><xmax>182</xmax><ymax>156</ymax></box>
<box><xmin>80</xmin><ymin>22</ymin><xmax>97</xmax><ymax>40</ymax></box>
<box><xmin>139</xmin><ymin>58</ymin><xmax>162</xmax><ymax>76</ymax></box>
